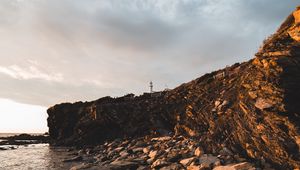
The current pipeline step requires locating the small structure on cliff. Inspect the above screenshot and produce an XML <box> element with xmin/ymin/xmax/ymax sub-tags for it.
<box><xmin>150</xmin><ymin>81</ymin><xmax>153</xmax><ymax>93</ymax></box>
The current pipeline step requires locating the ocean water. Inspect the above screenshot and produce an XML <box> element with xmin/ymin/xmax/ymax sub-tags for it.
<box><xmin>0</xmin><ymin>134</ymin><xmax>79</xmax><ymax>170</ymax></box>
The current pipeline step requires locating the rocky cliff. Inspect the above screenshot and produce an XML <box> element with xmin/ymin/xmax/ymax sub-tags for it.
<box><xmin>47</xmin><ymin>8</ymin><xmax>300</xmax><ymax>169</ymax></box>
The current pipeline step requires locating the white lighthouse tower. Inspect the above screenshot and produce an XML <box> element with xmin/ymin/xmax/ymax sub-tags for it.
<box><xmin>150</xmin><ymin>81</ymin><xmax>153</xmax><ymax>93</ymax></box>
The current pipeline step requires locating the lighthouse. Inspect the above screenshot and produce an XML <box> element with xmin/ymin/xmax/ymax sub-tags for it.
<box><xmin>150</xmin><ymin>81</ymin><xmax>153</xmax><ymax>93</ymax></box>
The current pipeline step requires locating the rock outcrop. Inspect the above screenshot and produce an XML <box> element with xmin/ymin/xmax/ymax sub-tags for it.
<box><xmin>48</xmin><ymin>7</ymin><xmax>300</xmax><ymax>169</ymax></box>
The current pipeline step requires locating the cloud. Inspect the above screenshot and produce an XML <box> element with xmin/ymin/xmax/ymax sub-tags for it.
<box><xmin>0</xmin><ymin>0</ymin><xmax>298</xmax><ymax>106</ymax></box>
<box><xmin>0</xmin><ymin>64</ymin><xmax>63</xmax><ymax>82</ymax></box>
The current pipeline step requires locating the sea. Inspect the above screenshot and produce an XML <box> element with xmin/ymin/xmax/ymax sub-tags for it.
<box><xmin>0</xmin><ymin>133</ymin><xmax>80</xmax><ymax>170</ymax></box>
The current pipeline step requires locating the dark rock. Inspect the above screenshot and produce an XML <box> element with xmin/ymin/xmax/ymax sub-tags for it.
<box><xmin>108</xmin><ymin>160</ymin><xmax>139</xmax><ymax>170</ymax></box>
<box><xmin>63</xmin><ymin>156</ymin><xmax>83</xmax><ymax>162</ymax></box>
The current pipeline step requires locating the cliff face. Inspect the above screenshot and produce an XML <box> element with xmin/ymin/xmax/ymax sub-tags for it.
<box><xmin>47</xmin><ymin>8</ymin><xmax>300</xmax><ymax>169</ymax></box>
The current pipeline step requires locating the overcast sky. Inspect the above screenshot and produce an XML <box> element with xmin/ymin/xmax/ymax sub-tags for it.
<box><xmin>0</xmin><ymin>0</ymin><xmax>298</xmax><ymax>132</ymax></box>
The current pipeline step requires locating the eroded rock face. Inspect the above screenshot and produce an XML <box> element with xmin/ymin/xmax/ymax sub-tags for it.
<box><xmin>47</xmin><ymin>7</ymin><xmax>300</xmax><ymax>169</ymax></box>
<box><xmin>293</xmin><ymin>7</ymin><xmax>300</xmax><ymax>24</ymax></box>
<box><xmin>288</xmin><ymin>8</ymin><xmax>300</xmax><ymax>41</ymax></box>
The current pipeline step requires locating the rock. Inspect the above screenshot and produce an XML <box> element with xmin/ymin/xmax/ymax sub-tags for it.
<box><xmin>293</xmin><ymin>8</ymin><xmax>300</xmax><ymax>24</ymax></box>
<box><xmin>148</xmin><ymin>150</ymin><xmax>158</xmax><ymax>159</ymax></box>
<box><xmin>151</xmin><ymin>159</ymin><xmax>169</xmax><ymax>169</ymax></box>
<box><xmin>132</xmin><ymin>147</ymin><xmax>144</xmax><ymax>153</ymax></box>
<box><xmin>160</xmin><ymin>163</ymin><xmax>183</xmax><ymax>170</ymax></box>
<box><xmin>63</xmin><ymin>156</ymin><xmax>83</xmax><ymax>162</ymax></box>
<box><xmin>219</xmin><ymin>147</ymin><xmax>233</xmax><ymax>156</ymax></box>
<box><xmin>288</xmin><ymin>26</ymin><xmax>300</xmax><ymax>41</ymax></box>
<box><xmin>166</xmin><ymin>152</ymin><xmax>183</xmax><ymax>162</ymax></box>
<box><xmin>194</xmin><ymin>147</ymin><xmax>204</xmax><ymax>157</ymax></box>
<box><xmin>255</xmin><ymin>98</ymin><xmax>273</xmax><ymax>110</ymax></box>
<box><xmin>136</xmin><ymin>166</ymin><xmax>148</xmax><ymax>170</ymax></box>
<box><xmin>151</xmin><ymin>136</ymin><xmax>172</xmax><ymax>141</ymax></box>
<box><xmin>119</xmin><ymin>150</ymin><xmax>129</xmax><ymax>158</ymax></box>
<box><xmin>199</xmin><ymin>154</ymin><xmax>220</xmax><ymax>168</ymax></box>
<box><xmin>215</xmin><ymin>101</ymin><xmax>221</xmax><ymax>107</ymax></box>
<box><xmin>69</xmin><ymin>163</ymin><xmax>95</xmax><ymax>170</ymax></box>
<box><xmin>248</xmin><ymin>91</ymin><xmax>257</xmax><ymax>99</ymax></box>
<box><xmin>187</xmin><ymin>165</ymin><xmax>202</xmax><ymax>170</ymax></box>
<box><xmin>114</xmin><ymin>147</ymin><xmax>124</xmax><ymax>152</ymax></box>
<box><xmin>146</xmin><ymin>158</ymin><xmax>155</xmax><ymax>165</ymax></box>
<box><xmin>134</xmin><ymin>140</ymin><xmax>147</xmax><ymax>147</ymax></box>
<box><xmin>0</xmin><ymin>147</ymin><xmax>7</xmax><ymax>150</ymax></box>
<box><xmin>109</xmin><ymin>160</ymin><xmax>139</xmax><ymax>170</ymax></box>
<box><xmin>213</xmin><ymin>162</ymin><xmax>255</xmax><ymax>170</ymax></box>
<box><xmin>143</xmin><ymin>147</ymin><xmax>150</xmax><ymax>154</ymax></box>
<box><xmin>180</xmin><ymin>157</ymin><xmax>196</xmax><ymax>166</ymax></box>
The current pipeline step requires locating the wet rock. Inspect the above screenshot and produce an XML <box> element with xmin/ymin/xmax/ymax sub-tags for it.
<box><xmin>109</xmin><ymin>160</ymin><xmax>139</xmax><ymax>170</ymax></box>
<box><xmin>69</xmin><ymin>163</ymin><xmax>95</xmax><ymax>170</ymax></box>
<box><xmin>0</xmin><ymin>146</ymin><xmax>8</xmax><ymax>150</ymax></box>
<box><xmin>63</xmin><ymin>156</ymin><xmax>83</xmax><ymax>162</ymax></box>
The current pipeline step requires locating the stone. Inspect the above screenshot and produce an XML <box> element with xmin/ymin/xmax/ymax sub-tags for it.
<box><xmin>151</xmin><ymin>159</ymin><xmax>169</xmax><ymax>169</ymax></box>
<box><xmin>248</xmin><ymin>91</ymin><xmax>257</xmax><ymax>99</ymax></box>
<box><xmin>146</xmin><ymin>158</ymin><xmax>155</xmax><ymax>165</ymax></box>
<box><xmin>63</xmin><ymin>156</ymin><xmax>83</xmax><ymax>162</ymax></box>
<box><xmin>255</xmin><ymin>98</ymin><xmax>273</xmax><ymax>110</ymax></box>
<box><xmin>215</xmin><ymin>100</ymin><xmax>221</xmax><ymax>107</ymax></box>
<box><xmin>151</xmin><ymin>136</ymin><xmax>172</xmax><ymax>141</ymax></box>
<box><xmin>194</xmin><ymin>147</ymin><xmax>204</xmax><ymax>157</ymax></box>
<box><xmin>132</xmin><ymin>147</ymin><xmax>144</xmax><ymax>153</ymax></box>
<box><xmin>109</xmin><ymin>160</ymin><xmax>139</xmax><ymax>170</ymax></box>
<box><xmin>0</xmin><ymin>147</ymin><xmax>7</xmax><ymax>150</ymax></box>
<box><xmin>187</xmin><ymin>165</ymin><xmax>202</xmax><ymax>170</ymax></box>
<box><xmin>143</xmin><ymin>147</ymin><xmax>150</xmax><ymax>154</ymax></box>
<box><xmin>119</xmin><ymin>150</ymin><xmax>129</xmax><ymax>158</ymax></box>
<box><xmin>148</xmin><ymin>150</ymin><xmax>158</xmax><ymax>159</ymax></box>
<box><xmin>199</xmin><ymin>154</ymin><xmax>220</xmax><ymax>168</ymax></box>
<box><xmin>114</xmin><ymin>147</ymin><xmax>124</xmax><ymax>152</ymax></box>
<box><xmin>69</xmin><ymin>163</ymin><xmax>95</xmax><ymax>170</ymax></box>
<box><xmin>166</xmin><ymin>152</ymin><xmax>183</xmax><ymax>162</ymax></box>
<box><xmin>252</xmin><ymin>58</ymin><xmax>262</xmax><ymax>66</ymax></box>
<box><xmin>213</xmin><ymin>162</ymin><xmax>255</xmax><ymax>170</ymax></box>
<box><xmin>160</xmin><ymin>163</ymin><xmax>183</xmax><ymax>170</ymax></box>
<box><xmin>219</xmin><ymin>147</ymin><xmax>233</xmax><ymax>156</ymax></box>
<box><xmin>180</xmin><ymin>157</ymin><xmax>196</xmax><ymax>166</ymax></box>
<box><xmin>136</xmin><ymin>166</ymin><xmax>148</xmax><ymax>170</ymax></box>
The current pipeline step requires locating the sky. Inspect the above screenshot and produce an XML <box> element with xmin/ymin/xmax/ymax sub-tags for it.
<box><xmin>0</xmin><ymin>0</ymin><xmax>298</xmax><ymax>133</ymax></box>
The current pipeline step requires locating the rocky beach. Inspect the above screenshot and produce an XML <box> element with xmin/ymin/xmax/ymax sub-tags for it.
<box><xmin>45</xmin><ymin>7</ymin><xmax>300</xmax><ymax>170</ymax></box>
